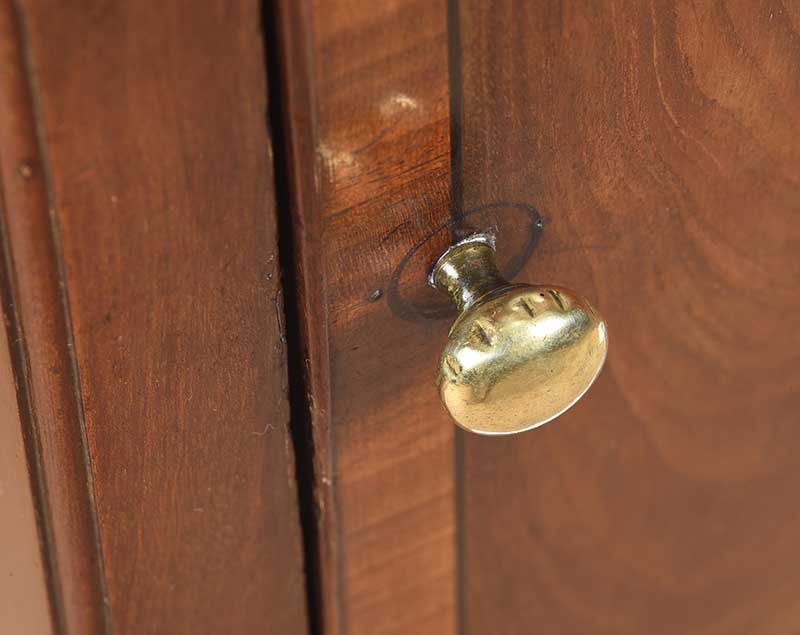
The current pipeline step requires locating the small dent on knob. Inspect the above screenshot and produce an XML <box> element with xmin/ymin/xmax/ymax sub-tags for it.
<box><xmin>468</xmin><ymin>320</ymin><xmax>495</xmax><ymax>348</ymax></box>
<box><xmin>442</xmin><ymin>354</ymin><xmax>462</xmax><ymax>380</ymax></box>
<box><xmin>547</xmin><ymin>288</ymin><xmax>568</xmax><ymax>310</ymax></box>
<box><xmin>515</xmin><ymin>296</ymin><xmax>537</xmax><ymax>317</ymax></box>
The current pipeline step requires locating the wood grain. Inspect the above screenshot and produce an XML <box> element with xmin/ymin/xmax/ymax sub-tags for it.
<box><xmin>5</xmin><ymin>1</ymin><xmax>309</xmax><ymax>633</ymax></box>
<box><xmin>455</xmin><ymin>1</ymin><xmax>800</xmax><ymax>633</ymax></box>
<box><xmin>0</xmin><ymin>4</ymin><xmax>107</xmax><ymax>631</ymax></box>
<box><xmin>275</xmin><ymin>0</ymin><xmax>456</xmax><ymax>633</ymax></box>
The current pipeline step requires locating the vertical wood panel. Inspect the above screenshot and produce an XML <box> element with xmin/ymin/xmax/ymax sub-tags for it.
<box><xmin>3</xmin><ymin>1</ymin><xmax>310</xmax><ymax>633</ymax></box>
<box><xmin>0</xmin><ymin>4</ymin><xmax>108</xmax><ymax>631</ymax></box>
<box><xmin>456</xmin><ymin>1</ymin><xmax>800</xmax><ymax>633</ymax></box>
<box><xmin>275</xmin><ymin>0</ymin><xmax>456</xmax><ymax>633</ymax></box>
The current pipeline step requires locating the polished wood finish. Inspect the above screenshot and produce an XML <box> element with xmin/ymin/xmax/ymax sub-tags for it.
<box><xmin>2</xmin><ymin>1</ymin><xmax>308</xmax><ymax>633</ymax></box>
<box><xmin>275</xmin><ymin>0</ymin><xmax>456</xmax><ymax>632</ymax></box>
<box><xmin>4</xmin><ymin>1</ymin><xmax>798</xmax><ymax>632</ymax></box>
<box><xmin>0</xmin><ymin>4</ymin><xmax>107</xmax><ymax>631</ymax></box>
<box><xmin>455</xmin><ymin>2</ymin><xmax>800</xmax><ymax>633</ymax></box>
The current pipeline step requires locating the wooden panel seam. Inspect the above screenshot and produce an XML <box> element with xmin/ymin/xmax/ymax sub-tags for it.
<box><xmin>445</xmin><ymin>2</ymin><xmax>467</xmax><ymax>634</ymax></box>
<box><xmin>273</xmin><ymin>1</ymin><xmax>342</xmax><ymax>633</ymax></box>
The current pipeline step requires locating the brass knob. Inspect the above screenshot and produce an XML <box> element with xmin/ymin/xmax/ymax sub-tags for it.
<box><xmin>430</xmin><ymin>234</ymin><xmax>608</xmax><ymax>435</ymax></box>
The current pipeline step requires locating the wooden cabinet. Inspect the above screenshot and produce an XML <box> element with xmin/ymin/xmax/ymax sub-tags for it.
<box><xmin>1</xmin><ymin>1</ymin><xmax>798</xmax><ymax>634</ymax></box>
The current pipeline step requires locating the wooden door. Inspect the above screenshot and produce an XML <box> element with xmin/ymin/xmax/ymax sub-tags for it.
<box><xmin>277</xmin><ymin>1</ymin><xmax>800</xmax><ymax>634</ymax></box>
<box><xmin>0</xmin><ymin>1</ymin><xmax>308</xmax><ymax>633</ymax></box>
<box><xmin>456</xmin><ymin>3</ymin><xmax>800</xmax><ymax>633</ymax></box>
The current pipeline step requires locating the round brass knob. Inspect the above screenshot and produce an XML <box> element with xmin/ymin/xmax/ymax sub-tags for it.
<box><xmin>430</xmin><ymin>234</ymin><xmax>608</xmax><ymax>435</ymax></box>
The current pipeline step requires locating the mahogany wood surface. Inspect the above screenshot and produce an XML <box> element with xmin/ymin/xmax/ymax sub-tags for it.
<box><xmin>0</xmin><ymin>4</ymin><xmax>107</xmax><ymax>631</ymax></box>
<box><xmin>5</xmin><ymin>1</ymin><xmax>796</xmax><ymax>633</ymax></box>
<box><xmin>276</xmin><ymin>0</ymin><xmax>457</xmax><ymax>633</ymax></box>
<box><xmin>1</xmin><ymin>1</ymin><xmax>309</xmax><ymax>633</ymax></box>
<box><xmin>455</xmin><ymin>2</ymin><xmax>800</xmax><ymax>633</ymax></box>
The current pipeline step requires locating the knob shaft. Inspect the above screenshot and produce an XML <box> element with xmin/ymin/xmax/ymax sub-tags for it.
<box><xmin>431</xmin><ymin>234</ymin><xmax>608</xmax><ymax>435</ymax></box>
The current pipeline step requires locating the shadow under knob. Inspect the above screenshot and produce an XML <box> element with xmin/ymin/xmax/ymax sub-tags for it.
<box><xmin>430</xmin><ymin>234</ymin><xmax>608</xmax><ymax>435</ymax></box>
